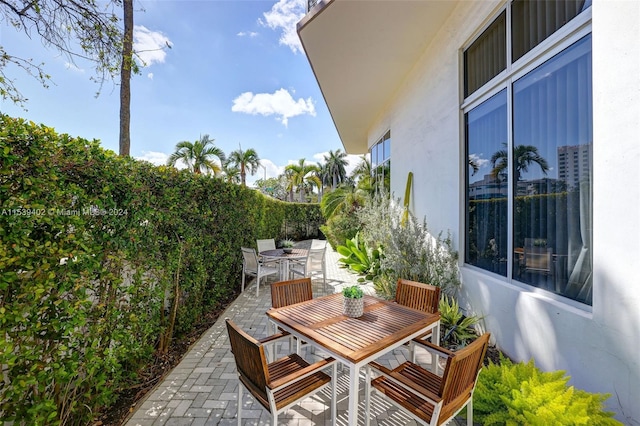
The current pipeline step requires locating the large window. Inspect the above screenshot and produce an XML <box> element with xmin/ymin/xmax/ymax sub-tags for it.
<box><xmin>371</xmin><ymin>131</ymin><xmax>391</xmax><ymax>193</ymax></box>
<box><xmin>464</xmin><ymin>1</ymin><xmax>592</xmax><ymax>305</ymax></box>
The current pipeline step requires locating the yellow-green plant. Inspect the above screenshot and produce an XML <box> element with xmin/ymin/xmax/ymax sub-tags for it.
<box><xmin>475</xmin><ymin>357</ymin><xmax>622</xmax><ymax>425</ymax></box>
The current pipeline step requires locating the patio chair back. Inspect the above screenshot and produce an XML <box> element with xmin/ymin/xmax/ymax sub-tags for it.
<box><xmin>395</xmin><ymin>279</ymin><xmax>440</xmax><ymax>314</ymax></box>
<box><xmin>225</xmin><ymin>319</ymin><xmax>270</xmax><ymax>408</ymax></box>
<box><xmin>241</xmin><ymin>247</ymin><xmax>279</xmax><ymax>296</ymax></box>
<box><xmin>310</xmin><ymin>239</ymin><xmax>327</xmax><ymax>249</ymax></box>
<box><xmin>271</xmin><ymin>278</ymin><xmax>313</xmax><ymax>309</ymax></box>
<box><xmin>289</xmin><ymin>247</ymin><xmax>327</xmax><ymax>291</ymax></box>
<box><xmin>438</xmin><ymin>332</ymin><xmax>490</xmax><ymax>421</ymax></box>
<box><xmin>257</xmin><ymin>238</ymin><xmax>276</xmax><ymax>253</ymax></box>
<box><xmin>241</xmin><ymin>247</ymin><xmax>260</xmax><ymax>273</ymax></box>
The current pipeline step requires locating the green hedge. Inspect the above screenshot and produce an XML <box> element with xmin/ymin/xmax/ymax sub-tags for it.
<box><xmin>0</xmin><ymin>115</ymin><xmax>322</xmax><ymax>425</ymax></box>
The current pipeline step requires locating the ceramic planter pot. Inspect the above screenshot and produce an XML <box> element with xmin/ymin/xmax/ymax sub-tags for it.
<box><xmin>343</xmin><ymin>297</ymin><xmax>364</xmax><ymax>318</ymax></box>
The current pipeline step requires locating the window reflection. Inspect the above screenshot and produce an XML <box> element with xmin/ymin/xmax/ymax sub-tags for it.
<box><xmin>466</xmin><ymin>90</ymin><xmax>508</xmax><ymax>276</ymax></box>
<box><xmin>512</xmin><ymin>35</ymin><xmax>592</xmax><ymax>304</ymax></box>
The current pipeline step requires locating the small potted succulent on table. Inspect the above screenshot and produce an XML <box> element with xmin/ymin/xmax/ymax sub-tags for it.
<box><xmin>342</xmin><ymin>285</ymin><xmax>364</xmax><ymax>318</ymax></box>
<box><xmin>280</xmin><ymin>239</ymin><xmax>295</xmax><ymax>254</ymax></box>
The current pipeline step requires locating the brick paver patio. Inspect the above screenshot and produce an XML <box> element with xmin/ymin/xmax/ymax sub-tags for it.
<box><xmin>125</xmin><ymin>241</ymin><xmax>465</xmax><ymax>426</ymax></box>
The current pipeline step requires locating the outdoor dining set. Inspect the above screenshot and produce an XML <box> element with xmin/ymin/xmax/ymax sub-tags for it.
<box><xmin>234</xmin><ymin>239</ymin><xmax>491</xmax><ymax>426</ymax></box>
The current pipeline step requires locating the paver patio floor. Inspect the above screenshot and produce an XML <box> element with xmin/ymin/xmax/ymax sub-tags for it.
<box><xmin>125</xmin><ymin>242</ymin><xmax>466</xmax><ymax>426</ymax></box>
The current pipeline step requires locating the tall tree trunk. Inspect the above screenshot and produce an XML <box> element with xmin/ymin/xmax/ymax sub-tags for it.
<box><xmin>119</xmin><ymin>0</ymin><xmax>133</xmax><ymax>156</ymax></box>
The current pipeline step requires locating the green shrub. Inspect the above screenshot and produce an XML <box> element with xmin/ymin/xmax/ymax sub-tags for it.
<box><xmin>320</xmin><ymin>212</ymin><xmax>360</xmax><ymax>250</ymax></box>
<box><xmin>0</xmin><ymin>114</ymin><xmax>323</xmax><ymax>425</ymax></box>
<box><xmin>358</xmin><ymin>193</ymin><xmax>460</xmax><ymax>297</ymax></box>
<box><xmin>475</xmin><ymin>357</ymin><xmax>622</xmax><ymax>425</ymax></box>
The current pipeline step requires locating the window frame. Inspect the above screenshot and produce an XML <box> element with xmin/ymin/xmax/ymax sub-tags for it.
<box><xmin>461</xmin><ymin>1</ymin><xmax>592</xmax><ymax>308</ymax></box>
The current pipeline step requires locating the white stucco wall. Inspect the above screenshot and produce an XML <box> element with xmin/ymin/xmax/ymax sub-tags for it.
<box><xmin>368</xmin><ymin>0</ymin><xmax>640</xmax><ymax>421</ymax></box>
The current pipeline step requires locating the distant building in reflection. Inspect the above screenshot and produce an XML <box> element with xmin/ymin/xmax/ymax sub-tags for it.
<box><xmin>558</xmin><ymin>144</ymin><xmax>592</xmax><ymax>189</ymax></box>
<box><xmin>468</xmin><ymin>174</ymin><xmax>507</xmax><ymax>200</ymax></box>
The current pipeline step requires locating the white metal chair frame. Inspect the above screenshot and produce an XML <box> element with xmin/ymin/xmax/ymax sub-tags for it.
<box><xmin>241</xmin><ymin>247</ymin><xmax>279</xmax><ymax>297</ymax></box>
<box><xmin>289</xmin><ymin>246</ymin><xmax>327</xmax><ymax>292</ymax></box>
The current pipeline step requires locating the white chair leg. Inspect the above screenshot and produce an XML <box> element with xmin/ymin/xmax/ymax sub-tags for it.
<box><xmin>272</xmin><ymin>412</ymin><xmax>278</xmax><ymax>426</ymax></box>
<box><xmin>364</xmin><ymin>365</ymin><xmax>371</xmax><ymax>426</ymax></box>
<box><xmin>256</xmin><ymin>273</ymin><xmax>260</xmax><ymax>297</ymax></box>
<box><xmin>237</xmin><ymin>384</ymin><xmax>242</xmax><ymax>426</ymax></box>
<box><xmin>467</xmin><ymin>399</ymin><xmax>473</xmax><ymax>426</ymax></box>
<box><xmin>241</xmin><ymin>267</ymin><xmax>245</xmax><ymax>292</ymax></box>
<box><xmin>331</xmin><ymin>362</ymin><xmax>337</xmax><ymax>426</ymax></box>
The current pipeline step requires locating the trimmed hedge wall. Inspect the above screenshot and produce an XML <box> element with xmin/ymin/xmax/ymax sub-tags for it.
<box><xmin>0</xmin><ymin>115</ymin><xmax>322</xmax><ymax>425</ymax></box>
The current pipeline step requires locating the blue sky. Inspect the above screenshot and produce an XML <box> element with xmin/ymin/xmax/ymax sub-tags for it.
<box><xmin>0</xmin><ymin>0</ymin><xmax>361</xmax><ymax>185</ymax></box>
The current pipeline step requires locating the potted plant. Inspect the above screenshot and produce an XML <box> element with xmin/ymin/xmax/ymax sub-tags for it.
<box><xmin>342</xmin><ymin>285</ymin><xmax>364</xmax><ymax>318</ymax></box>
<box><xmin>280</xmin><ymin>239</ymin><xmax>295</xmax><ymax>254</ymax></box>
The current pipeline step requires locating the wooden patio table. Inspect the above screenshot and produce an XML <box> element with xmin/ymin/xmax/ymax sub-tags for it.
<box><xmin>266</xmin><ymin>293</ymin><xmax>440</xmax><ymax>426</ymax></box>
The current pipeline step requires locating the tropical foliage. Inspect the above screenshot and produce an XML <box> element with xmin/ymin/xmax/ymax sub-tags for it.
<box><xmin>167</xmin><ymin>134</ymin><xmax>226</xmax><ymax>175</ymax></box>
<box><xmin>336</xmin><ymin>232</ymin><xmax>381</xmax><ymax>282</ymax></box>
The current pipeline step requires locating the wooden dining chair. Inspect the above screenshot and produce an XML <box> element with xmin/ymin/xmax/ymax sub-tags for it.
<box><xmin>225</xmin><ymin>319</ymin><xmax>337</xmax><ymax>426</ymax></box>
<box><xmin>365</xmin><ymin>333</ymin><xmax>490</xmax><ymax>426</ymax></box>
<box><xmin>395</xmin><ymin>279</ymin><xmax>441</xmax><ymax>361</ymax></box>
<box><xmin>270</xmin><ymin>278</ymin><xmax>314</xmax><ymax>353</ymax></box>
<box><xmin>241</xmin><ymin>247</ymin><xmax>279</xmax><ymax>297</ymax></box>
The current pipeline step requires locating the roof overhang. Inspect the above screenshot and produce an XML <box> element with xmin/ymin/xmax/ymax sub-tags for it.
<box><xmin>298</xmin><ymin>0</ymin><xmax>457</xmax><ymax>154</ymax></box>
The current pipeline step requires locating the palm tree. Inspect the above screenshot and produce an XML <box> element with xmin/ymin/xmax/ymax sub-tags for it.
<box><xmin>284</xmin><ymin>159</ymin><xmax>320</xmax><ymax>202</ymax></box>
<box><xmin>323</xmin><ymin>149</ymin><xmax>349</xmax><ymax>190</ymax></box>
<box><xmin>490</xmin><ymin>144</ymin><xmax>549</xmax><ymax>183</ymax></box>
<box><xmin>468</xmin><ymin>156</ymin><xmax>480</xmax><ymax>176</ymax></box>
<box><xmin>221</xmin><ymin>162</ymin><xmax>241</xmax><ymax>184</ymax></box>
<box><xmin>227</xmin><ymin>146</ymin><xmax>260</xmax><ymax>186</ymax></box>
<box><xmin>350</xmin><ymin>155</ymin><xmax>373</xmax><ymax>193</ymax></box>
<box><xmin>167</xmin><ymin>135</ymin><xmax>226</xmax><ymax>175</ymax></box>
<box><xmin>320</xmin><ymin>184</ymin><xmax>367</xmax><ymax>219</ymax></box>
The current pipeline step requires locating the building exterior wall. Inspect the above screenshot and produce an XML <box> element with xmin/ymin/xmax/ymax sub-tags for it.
<box><xmin>367</xmin><ymin>0</ymin><xmax>640</xmax><ymax>421</ymax></box>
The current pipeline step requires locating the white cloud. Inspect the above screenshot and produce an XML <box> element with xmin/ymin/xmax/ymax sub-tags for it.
<box><xmin>133</xmin><ymin>26</ymin><xmax>172</xmax><ymax>67</ymax></box>
<box><xmin>147</xmin><ymin>72</ymin><xmax>154</xmax><ymax>80</ymax></box>
<box><xmin>237</xmin><ymin>31</ymin><xmax>259</xmax><ymax>38</ymax></box>
<box><xmin>231</xmin><ymin>88</ymin><xmax>315</xmax><ymax>126</ymax></box>
<box><xmin>246</xmin><ymin>159</ymin><xmax>284</xmax><ymax>188</ymax></box>
<box><xmin>259</xmin><ymin>0</ymin><xmax>305</xmax><ymax>54</ymax></box>
<box><xmin>135</xmin><ymin>151</ymin><xmax>188</xmax><ymax>170</ymax></box>
<box><xmin>468</xmin><ymin>153</ymin><xmax>490</xmax><ymax>170</ymax></box>
<box><xmin>64</xmin><ymin>62</ymin><xmax>84</xmax><ymax>73</ymax></box>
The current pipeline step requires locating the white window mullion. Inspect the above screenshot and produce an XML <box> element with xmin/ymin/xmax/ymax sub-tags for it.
<box><xmin>506</xmin><ymin>81</ymin><xmax>514</xmax><ymax>281</ymax></box>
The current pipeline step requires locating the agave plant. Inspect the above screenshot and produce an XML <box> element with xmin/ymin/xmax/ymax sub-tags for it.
<box><xmin>336</xmin><ymin>232</ymin><xmax>381</xmax><ymax>282</ymax></box>
<box><xmin>439</xmin><ymin>295</ymin><xmax>482</xmax><ymax>349</ymax></box>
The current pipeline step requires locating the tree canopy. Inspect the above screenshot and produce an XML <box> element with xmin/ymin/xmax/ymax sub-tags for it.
<box><xmin>0</xmin><ymin>0</ymin><xmax>124</xmax><ymax>105</ymax></box>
